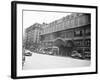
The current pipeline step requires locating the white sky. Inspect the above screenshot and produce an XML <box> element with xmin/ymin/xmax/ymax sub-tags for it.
<box><xmin>23</xmin><ymin>11</ymin><xmax>71</xmax><ymax>30</ymax></box>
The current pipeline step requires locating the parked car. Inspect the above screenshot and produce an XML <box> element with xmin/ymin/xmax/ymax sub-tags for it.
<box><xmin>51</xmin><ymin>46</ymin><xmax>59</xmax><ymax>55</ymax></box>
<box><xmin>40</xmin><ymin>48</ymin><xmax>53</xmax><ymax>55</ymax></box>
<box><xmin>24</xmin><ymin>49</ymin><xmax>32</xmax><ymax>56</ymax></box>
<box><xmin>39</xmin><ymin>46</ymin><xmax>59</xmax><ymax>55</ymax></box>
<box><xmin>24</xmin><ymin>52</ymin><xmax>32</xmax><ymax>56</ymax></box>
<box><xmin>45</xmin><ymin>48</ymin><xmax>53</xmax><ymax>55</ymax></box>
<box><xmin>71</xmin><ymin>50</ymin><xmax>83</xmax><ymax>59</ymax></box>
<box><xmin>39</xmin><ymin>49</ymin><xmax>46</xmax><ymax>54</ymax></box>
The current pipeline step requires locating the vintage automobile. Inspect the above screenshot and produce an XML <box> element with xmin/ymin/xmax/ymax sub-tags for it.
<box><xmin>44</xmin><ymin>48</ymin><xmax>53</xmax><ymax>55</ymax></box>
<box><xmin>39</xmin><ymin>46</ymin><xmax>59</xmax><ymax>55</ymax></box>
<box><xmin>24</xmin><ymin>49</ymin><xmax>32</xmax><ymax>56</ymax></box>
<box><xmin>71</xmin><ymin>47</ymin><xmax>91</xmax><ymax>60</ymax></box>
<box><xmin>71</xmin><ymin>50</ymin><xmax>83</xmax><ymax>58</ymax></box>
<box><xmin>38</xmin><ymin>48</ymin><xmax>46</xmax><ymax>54</ymax></box>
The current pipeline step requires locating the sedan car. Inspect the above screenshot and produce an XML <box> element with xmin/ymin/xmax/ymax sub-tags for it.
<box><xmin>71</xmin><ymin>50</ymin><xmax>83</xmax><ymax>59</ymax></box>
<box><xmin>24</xmin><ymin>49</ymin><xmax>32</xmax><ymax>56</ymax></box>
<box><xmin>38</xmin><ymin>49</ymin><xmax>46</xmax><ymax>54</ymax></box>
<box><xmin>24</xmin><ymin>52</ymin><xmax>32</xmax><ymax>56</ymax></box>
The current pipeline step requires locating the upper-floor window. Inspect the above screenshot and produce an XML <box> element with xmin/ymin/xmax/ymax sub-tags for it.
<box><xmin>74</xmin><ymin>29</ymin><xmax>83</xmax><ymax>37</ymax></box>
<box><xmin>65</xmin><ymin>30</ymin><xmax>74</xmax><ymax>38</ymax></box>
<box><xmin>84</xmin><ymin>27</ymin><xmax>91</xmax><ymax>36</ymax></box>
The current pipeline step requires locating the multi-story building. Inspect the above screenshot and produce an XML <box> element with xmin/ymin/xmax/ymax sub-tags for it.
<box><xmin>25</xmin><ymin>23</ymin><xmax>42</xmax><ymax>50</ymax></box>
<box><xmin>40</xmin><ymin>13</ymin><xmax>91</xmax><ymax>58</ymax></box>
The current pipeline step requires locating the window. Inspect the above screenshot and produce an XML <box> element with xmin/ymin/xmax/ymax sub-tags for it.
<box><xmin>74</xmin><ymin>29</ymin><xmax>83</xmax><ymax>37</ymax></box>
<box><xmin>74</xmin><ymin>17</ymin><xmax>78</xmax><ymax>27</ymax></box>
<box><xmin>74</xmin><ymin>40</ymin><xmax>84</xmax><ymax>47</ymax></box>
<box><xmin>84</xmin><ymin>27</ymin><xmax>91</xmax><ymax>36</ymax></box>
<box><xmin>65</xmin><ymin>31</ymin><xmax>73</xmax><ymax>38</ymax></box>
<box><xmin>60</xmin><ymin>31</ymin><xmax>66</xmax><ymax>38</ymax></box>
<box><xmin>84</xmin><ymin>39</ymin><xmax>91</xmax><ymax>46</ymax></box>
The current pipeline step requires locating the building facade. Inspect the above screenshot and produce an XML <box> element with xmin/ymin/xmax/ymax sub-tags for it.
<box><xmin>25</xmin><ymin>23</ymin><xmax>42</xmax><ymax>51</ymax></box>
<box><xmin>40</xmin><ymin>13</ymin><xmax>91</xmax><ymax>58</ymax></box>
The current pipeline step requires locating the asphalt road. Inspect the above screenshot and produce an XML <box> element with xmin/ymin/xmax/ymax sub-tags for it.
<box><xmin>23</xmin><ymin>53</ymin><xmax>90</xmax><ymax>70</ymax></box>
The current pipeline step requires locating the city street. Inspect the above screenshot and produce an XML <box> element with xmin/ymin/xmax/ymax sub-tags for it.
<box><xmin>23</xmin><ymin>52</ymin><xmax>90</xmax><ymax>70</ymax></box>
